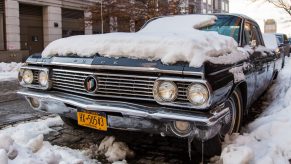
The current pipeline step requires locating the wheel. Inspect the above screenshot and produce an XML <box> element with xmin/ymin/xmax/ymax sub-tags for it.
<box><xmin>193</xmin><ymin>88</ymin><xmax>243</xmax><ymax>157</ymax></box>
<box><xmin>60</xmin><ymin>116</ymin><xmax>79</xmax><ymax>128</ymax></box>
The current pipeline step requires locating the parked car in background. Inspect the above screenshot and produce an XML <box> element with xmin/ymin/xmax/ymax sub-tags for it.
<box><xmin>263</xmin><ymin>33</ymin><xmax>285</xmax><ymax>69</ymax></box>
<box><xmin>275</xmin><ymin>33</ymin><xmax>290</xmax><ymax>57</ymax></box>
<box><xmin>17</xmin><ymin>14</ymin><xmax>283</xmax><ymax>157</ymax></box>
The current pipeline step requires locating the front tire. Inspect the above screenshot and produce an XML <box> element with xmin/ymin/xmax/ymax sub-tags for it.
<box><xmin>193</xmin><ymin>88</ymin><xmax>243</xmax><ymax>157</ymax></box>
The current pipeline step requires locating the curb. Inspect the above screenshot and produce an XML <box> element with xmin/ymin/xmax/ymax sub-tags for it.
<box><xmin>0</xmin><ymin>79</ymin><xmax>20</xmax><ymax>103</ymax></box>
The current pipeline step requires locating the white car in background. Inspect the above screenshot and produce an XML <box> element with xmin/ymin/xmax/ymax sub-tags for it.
<box><xmin>263</xmin><ymin>33</ymin><xmax>285</xmax><ymax>69</ymax></box>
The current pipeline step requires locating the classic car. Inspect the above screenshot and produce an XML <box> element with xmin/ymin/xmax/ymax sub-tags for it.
<box><xmin>275</xmin><ymin>33</ymin><xmax>290</xmax><ymax>57</ymax></box>
<box><xmin>17</xmin><ymin>14</ymin><xmax>281</xmax><ymax>157</ymax></box>
<box><xmin>263</xmin><ymin>33</ymin><xmax>285</xmax><ymax>68</ymax></box>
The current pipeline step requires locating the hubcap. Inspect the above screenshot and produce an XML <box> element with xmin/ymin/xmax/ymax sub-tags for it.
<box><xmin>220</xmin><ymin>96</ymin><xmax>237</xmax><ymax>136</ymax></box>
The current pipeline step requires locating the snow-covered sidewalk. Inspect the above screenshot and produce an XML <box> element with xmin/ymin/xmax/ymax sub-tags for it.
<box><xmin>0</xmin><ymin>116</ymin><xmax>133</xmax><ymax>164</ymax></box>
<box><xmin>218</xmin><ymin>57</ymin><xmax>291</xmax><ymax>164</ymax></box>
<box><xmin>0</xmin><ymin>62</ymin><xmax>22</xmax><ymax>81</ymax></box>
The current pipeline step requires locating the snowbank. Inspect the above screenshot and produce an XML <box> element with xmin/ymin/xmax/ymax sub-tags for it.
<box><xmin>0</xmin><ymin>62</ymin><xmax>22</xmax><ymax>81</ymax></box>
<box><xmin>0</xmin><ymin>116</ymin><xmax>133</xmax><ymax>163</ymax></box>
<box><xmin>218</xmin><ymin>57</ymin><xmax>291</xmax><ymax>164</ymax></box>
<box><xmin>42</xmin><ymin>15</ymin><xmax>242</xmax><ymax>67</ymax></box>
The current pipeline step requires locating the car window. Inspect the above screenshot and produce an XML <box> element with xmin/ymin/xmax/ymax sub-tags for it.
<box><xmin>283</xmin><ymin>34</ymin><xmax>288</xmax><ymax>43</ymax></box>
<box><xmin>200</xmin><ymin>15</ymin><xmax>242</xmax><ymax>43</ymax></box>
<box><xmin>244</xmin><ymin>22</ymin><xmax>262</xmax><ymax>46</ymax></box>
<box><xmin>276</xmin><ymin>35</ymin><xmax>283</xmax><ymax>44</ymax></box>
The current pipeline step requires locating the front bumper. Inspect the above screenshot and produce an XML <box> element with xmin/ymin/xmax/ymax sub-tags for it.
<box><xmin>18</xmin><ymin>89</ymin><xmax>230</xmax><ymax>140</ymax></box>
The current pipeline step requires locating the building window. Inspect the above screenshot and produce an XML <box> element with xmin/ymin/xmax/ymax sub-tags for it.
<box><xmin>225</xmin><ymin>3</ymin><xmax>229</xmax><ymax>12</ymax></box>
<box><xmin>62</xmin><ymin>8</ymin><xmax>85</xmax><ymax>38</ymax></box>
<box><xmin>202</xmin><ymin>8</ymin><xmax>207</xmax><ymax>13</ymax></box>
<box><xmin>0</xmin><ymin>0</ymin><xmax>4</xmax><ymax>50</ymax></box>
<box><xmin>222</xmin><ymin>1</ymin><xmax>225</xmax><ymax>11</ymax></box>
<box><xmin>207</xmin><ymin>0</ymin><xmax>212</xmax><ymax>5</ymax></box>
<box><xmin>203</xmin><ymin>0</ymin><xmax>207</xmax><ymax>3</ymax></box>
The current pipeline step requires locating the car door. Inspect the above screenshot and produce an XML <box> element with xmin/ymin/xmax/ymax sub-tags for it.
<box><xmin>244</xmin><ymin>22</ymin><xmax>268</xmax><ymax>101</ymax></box>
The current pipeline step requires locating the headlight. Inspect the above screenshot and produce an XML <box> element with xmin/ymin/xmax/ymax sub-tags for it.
<box><xmin>187</xmin><ymin>83</ymin><xmax>209</xmax><ymax>106</ymax></box>
<box><xmin>22</xmin><ymin>69</ymin><xmax>34</xmax><ymax>84</ymax></box>
<box><xmin>38</xmin><ymin>71</ymin><xmax>49</xmax><ymax>87</ymax></box>
<box><xmin>153</xmin><ymin>81</ymin><xmax>178</xmax><ymax>102</ymax></box>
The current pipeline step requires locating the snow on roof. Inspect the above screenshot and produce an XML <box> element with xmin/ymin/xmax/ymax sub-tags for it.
<box><xmin>262</xmin><ymin>33</ymin><xmax>279</xmax><ymax>50</ymax></box>
<box><xmin>42</xmin><ymin>15</ymin><xmax>243</xmax><ymax>67</ymax></box>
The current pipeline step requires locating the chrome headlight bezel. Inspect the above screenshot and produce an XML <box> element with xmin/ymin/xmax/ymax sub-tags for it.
<box><xmin>22</xmin><ymin>69</ymin><xmax>34</xmax><ymax>84</ymax></box>
<box><xmin>153</xmin><ymin>80</ymin><xmax>178</xmax><ymax>102</ymax></box>
<box><xmin>153</xmin><ymin>77</ymin><xmax>212</xmax><ymax>110</ymax></box>
<box><xmin>38</xmin><ymin>71</ymin><xmax>49</xmax><ymax>87</ymax></box>
<box><xmin>186</xmin><ymin>83</ymin><xmax>209</xmax><ymax>107</ymax></box>
<box><xmin>19</xmin><ymin>66</ymin><xmax>51</xmax><ymax>90</ymax></box>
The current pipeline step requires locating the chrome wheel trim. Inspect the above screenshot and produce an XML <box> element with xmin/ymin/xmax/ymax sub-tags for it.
<box><xmin>220</xmin><ymin>90</ymin><xmax>241</xmax><ymax>136</ymax></box>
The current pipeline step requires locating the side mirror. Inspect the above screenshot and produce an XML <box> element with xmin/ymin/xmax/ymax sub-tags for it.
<box><xmin>250</xmin><ymin>40</ymin><xmax>257</xmax><ymax>48</ymax></box>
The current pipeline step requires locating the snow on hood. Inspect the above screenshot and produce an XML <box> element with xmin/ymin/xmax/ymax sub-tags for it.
<box><xmin>42</xmin><ymin>15</ymin><xmax>242</xmax><ymax>67</ymax></box>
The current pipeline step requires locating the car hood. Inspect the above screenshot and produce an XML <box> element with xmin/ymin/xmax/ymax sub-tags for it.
<box><xmin>26</xmin><ymin>53</ymin><xmax>204</xmax><ymax>75</ymax></box>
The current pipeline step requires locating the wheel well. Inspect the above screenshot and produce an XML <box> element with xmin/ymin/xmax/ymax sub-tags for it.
<box><xmin>236</xmin><ymin>82</ymin><xmax>247</xmax><ymax>115</ymax></box>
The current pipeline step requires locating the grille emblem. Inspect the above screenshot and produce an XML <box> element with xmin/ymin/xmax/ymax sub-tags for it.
<box><xmin>84</xmin><ymin>75</ymin><xmax>98</xmax><ymax>93</ymax></box>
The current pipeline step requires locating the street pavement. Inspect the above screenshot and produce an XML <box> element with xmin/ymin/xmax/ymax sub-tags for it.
<box><xmin>0</xmin><ymin>95</ymin><xmax>266</xmax><ymax>164</ymax></box>
<box><xmin>0</xmin><ymin>98</ymin><xmax>202</xmax><ymax>163</ymax></box>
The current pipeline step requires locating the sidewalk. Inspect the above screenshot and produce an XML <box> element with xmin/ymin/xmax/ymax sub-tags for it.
<box><xmin>0</xmin><ymin>79</ymin><xmax>20</xmax><ymax>103</ymax></box>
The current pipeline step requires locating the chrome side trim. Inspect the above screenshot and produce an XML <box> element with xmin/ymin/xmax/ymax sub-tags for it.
<box><xmin>18</xmin><ymin>89</ymin><xmax>229</xmax><ymax>126</ymax></box>
<box><xmin>26</xmin><ymin>61</ymin><xmax>204</xmax><ymax>77</ymax></box>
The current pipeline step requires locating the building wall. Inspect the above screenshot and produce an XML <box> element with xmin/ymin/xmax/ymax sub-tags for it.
<box><xmin>1</xmin><ymin>0</ymin><xmax>96</xmax><ymax>62</ymax></box>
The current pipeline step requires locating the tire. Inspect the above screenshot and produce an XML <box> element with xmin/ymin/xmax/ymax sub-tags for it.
<box><xmin>60</xmin><ymin>116</ymin><xmax>79</xmax><ymax>128</ymax></box>
<box><xmin>193</xmin><ymin>88</ymin><xmax>243</xmax><ymax>157</ymax></box>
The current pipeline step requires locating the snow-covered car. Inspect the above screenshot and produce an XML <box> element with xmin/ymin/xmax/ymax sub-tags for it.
<box><xmin>275</xmin><ymin>33</ymin><xmax>290</xmax><ymax>57</ymax></box>
<box><xmin>17</xmin><ymin>14</ymin><xmax>282</xmax><ymax>157</ymax></box>
<box><xmin>262</xmin><ymin>33</ymin><xmax>285</xmax><ymax>68</ymax></box>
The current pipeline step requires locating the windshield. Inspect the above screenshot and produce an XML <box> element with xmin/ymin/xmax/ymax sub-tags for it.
<box><xmin>200</xmin><ymin>15</ymin><xmax>242</xmax><ymax>43</ymax></box>
<box><xmin>276</xmin><ymin>35</ymin><xmax>284</xmax><ymax>44</ymax></box>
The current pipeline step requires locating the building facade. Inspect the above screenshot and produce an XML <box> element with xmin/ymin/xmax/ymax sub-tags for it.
<box><xmin>0</xmin><ymin>0</ymin><xmax>229</xmax><ymax>62</ymax></box>
<box><xmin>264</xmin><ymin>19</ymin><xmax>277</xmax><ymax>33</ymax></box>
<box><xmin>0</xmin><ymin>0</ymin><xmax>95</xmax><ymax>62</ymax></box>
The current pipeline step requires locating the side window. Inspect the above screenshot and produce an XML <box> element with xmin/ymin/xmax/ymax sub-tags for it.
<box><xmin>244</xmin><ymin>22</ymin><xmax>261</xmax><ymax>46</ymax></box>
<box><xmin>252</xmin><ymin>26</ymin><xmax>262</xmax><ymax>46</ymax></box>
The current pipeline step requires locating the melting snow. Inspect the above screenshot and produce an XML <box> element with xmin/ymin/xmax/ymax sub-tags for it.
<box><xmin>41</xmin><ymin>15</ymin><xmax>243</xmax><ymax>67</ymax></box>
<box><xmin>0</xmin><ymin>116</ymin><xmax>133</xmax><ymax>163</ymax></box>
<box><xmin>216</xmin><ymin>57</ymin><xmax>291</xmax><ymax>164</ymax></box>
<box><xmin>0</xmin><ymin>62</ymin><xmax>22</xmax><ymax>81</ymax></box>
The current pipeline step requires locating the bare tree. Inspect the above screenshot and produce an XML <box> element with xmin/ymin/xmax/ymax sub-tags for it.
<box><xmin>251</xmin><ymin>0</ymin><xmax>291</xmax><ymax>16</ymax></box>
<box><xmin>86</xmin><ymin>0</ymin><xmax>188</xmax><ymax>33</ymax></box>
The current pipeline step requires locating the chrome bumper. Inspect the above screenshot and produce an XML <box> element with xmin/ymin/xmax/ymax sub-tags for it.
<box><xmin>18</xmin><ymin>89</ymin><xmax>230</xmax><ymax>139</ymax></box>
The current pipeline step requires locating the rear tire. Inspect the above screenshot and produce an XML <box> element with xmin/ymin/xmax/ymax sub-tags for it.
<box><xmin>193</xmin><ymin>88</ymin><xmax>243</xmax><ymax>157</ymax></box>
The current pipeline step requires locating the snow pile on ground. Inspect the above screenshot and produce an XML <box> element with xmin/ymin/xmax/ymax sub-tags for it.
<box><xmin>0</xmin><ymin>116</ymin><xmax>98</xmax><ymax>164</ymax></box>
<box><xmin>42</xmin><ymin>15</ymin><xmax>244</xmax><ymax>67</ymax></box>
<box><xmin>0</xmin><ymin>62</ymin><xmax>22</xmax><ymax>81</ymax></box>
<box><xmin>0</xmin><ymin>116</ymin><xmax>134</xmax><ymax>163</ymax></box>
<box><xmin>218</xmin><ymin>57</ymin><xmax>291</xmax><ymax>164</ymax></box>
<box><xmin>96</xmin><ymin>136</ymin><xmax>134</xmax><ymax>162</ymax></box>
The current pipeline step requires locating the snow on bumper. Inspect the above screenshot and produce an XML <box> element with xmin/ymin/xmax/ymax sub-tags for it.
<box><xmin>17</xmin><ymin>89</ymin><xmax>230</xmax><ymax>140</ymax></box>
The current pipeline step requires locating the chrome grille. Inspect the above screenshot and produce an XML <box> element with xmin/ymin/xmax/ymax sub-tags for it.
<box><xmin>52</xmin><ymin>69</ymin><xmax>157</xmax><ymax>101</ymax></box>
<box><xmin>51</xmin><ymin>69</ymin><xmax>191</xmax><ymax>104</ymax></box>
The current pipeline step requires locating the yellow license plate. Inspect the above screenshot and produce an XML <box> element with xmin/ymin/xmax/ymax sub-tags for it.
<box><xmin>77</xmin><ymin>111</ymin><xmax>107</xmax><ymax>131</ymax></box>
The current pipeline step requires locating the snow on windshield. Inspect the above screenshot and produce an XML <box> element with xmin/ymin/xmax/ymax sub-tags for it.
<box><xmin>42</xmin><ymin>15</ymin><xmax>244</xmax><ymax>67</ymax></box>
<box><xmin>139</xmin><ymin>15</ymin><xmax>217</xmax><ymax>33</ymax></box>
